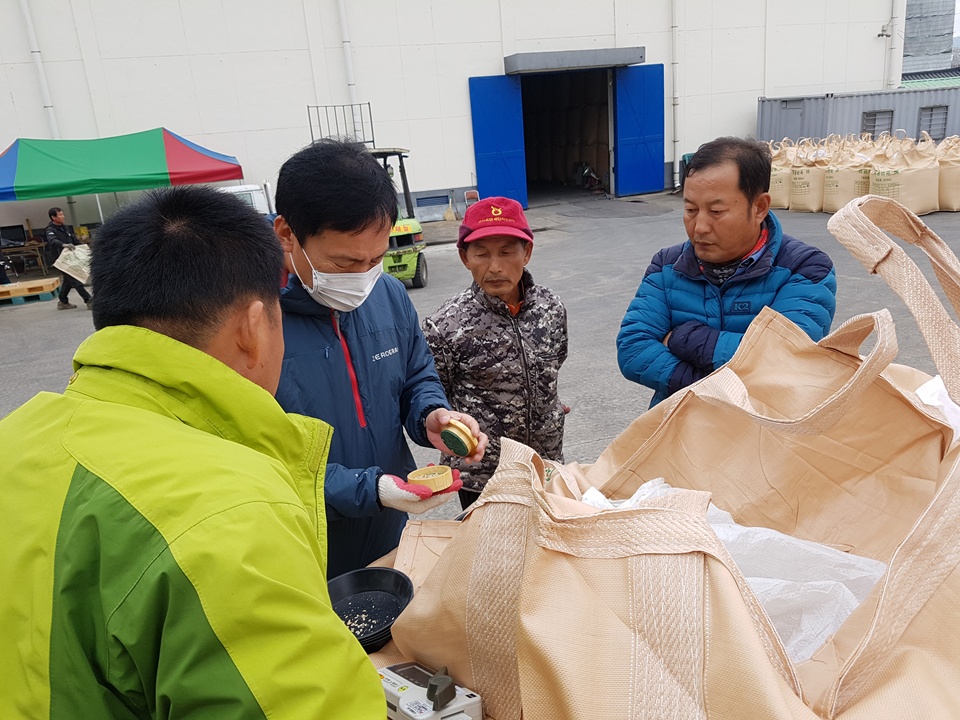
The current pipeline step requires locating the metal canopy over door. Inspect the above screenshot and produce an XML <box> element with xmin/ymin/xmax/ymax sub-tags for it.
<box><xmin>468</xmin><ymin>75</ymin><xmax>528</xmax><ymax>207</ymax></box>
<box><xmin>613</xmin><ymin>64</ymin><xmax>664</xmax><ymax>196</ymax></box>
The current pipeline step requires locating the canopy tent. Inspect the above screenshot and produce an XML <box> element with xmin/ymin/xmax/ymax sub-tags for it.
<box><xmin>0</xmin><ymin>128</ymin><xmax>243</xmax><ymax>202</ymax></box>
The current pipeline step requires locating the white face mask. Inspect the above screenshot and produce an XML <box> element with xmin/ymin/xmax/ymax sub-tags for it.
<box><xmin>296</xmin><ymin>248</ymin><xmax>382</xmax><ymax>312</ymax></box>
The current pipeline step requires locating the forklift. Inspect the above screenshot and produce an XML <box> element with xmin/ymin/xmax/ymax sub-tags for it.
<box><xmin>368</xmin><ymin>147</ymin><xmax>428</xmax><ymax>288</ymax></box>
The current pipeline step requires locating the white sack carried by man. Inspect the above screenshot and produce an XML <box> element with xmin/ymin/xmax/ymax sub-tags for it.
<box><xmin>53</xmin><ymin>244</ymin><xmax>92</xmax><ymax>284</ymax></box>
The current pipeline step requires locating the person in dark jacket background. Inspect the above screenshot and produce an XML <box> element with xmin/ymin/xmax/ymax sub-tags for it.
<box><xmin>617</xmin><ymin>137</ymin><xmax>837</xmax><ymax>407</ymax></box>
<box><xmin>273</xmin><ymin>140</ymin><xmax>488</xmax><ymax>578</ymax></box>
<box><xmin>45</xmin><ymin>207</ymin><xmax>92</xmax><ymax>310</ymax></box>
<box><xmin>423</xmin><ymin>197</ymin><xmax>568</xmax><ymax>510</ymax></box>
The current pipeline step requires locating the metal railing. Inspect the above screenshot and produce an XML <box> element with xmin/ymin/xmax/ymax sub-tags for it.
<box><xmin>307</xmin><ymin>103</ymin><xmax>376</xmax><ymax>145</ymax></box>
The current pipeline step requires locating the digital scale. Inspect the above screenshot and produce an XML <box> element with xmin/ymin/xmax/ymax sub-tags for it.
<box><xmin>380</xmin><ymin>662</ymin><xmax>483</xmax><ymax>720</ymax></box>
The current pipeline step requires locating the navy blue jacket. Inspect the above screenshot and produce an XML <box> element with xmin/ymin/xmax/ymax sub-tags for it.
<box><xmin>617</xmin><ymin>212</ymin><xmax>836</xmax><ymax>406</ymax></box>
<box><xmin>276</xmin><ymin>274</ymin><xmax>449</xmax><ymax>577</ymax></box>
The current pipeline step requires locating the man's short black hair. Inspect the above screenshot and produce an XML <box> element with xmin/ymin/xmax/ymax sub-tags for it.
<box><xmin>275</xmin><ymin>138</ymin><xmax>399</xmax><ymax>244</ymax></box>
<box><xmin>90</xmin><ymin>186</ymin><xmax>283</xmax><ymax>348</ymax></box>
<box><xmin>48</xmin><ymin>207</ymin><xmax>62</xmax><ymax>219</ymax></box>
<box><xmin>684</xmin><ymin>137</ymin><xmax>771</xmax><ymax>204</ymax></box>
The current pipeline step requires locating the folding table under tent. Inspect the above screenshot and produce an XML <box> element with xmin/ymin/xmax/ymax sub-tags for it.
<box><xmin>0</xmin><ymin>128</ymin><xmax>244</xmax><ymax>218</ymax></box>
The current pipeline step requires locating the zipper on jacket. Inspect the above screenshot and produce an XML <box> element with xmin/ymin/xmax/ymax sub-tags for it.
<box><xmin>693</xmin><ymin>275</ymin><xmax>729</xmax><ymax>331</ymax></box>
<box><xmin>331</xmin><ymin>310</ymin><xmax>367</xmax><ymax>429</ymax></box>
<box><xmin>714</xmin><ymin>283</ymin><xmax>725</xmax><ymax>330</ymax></box>
<box><xmin>509</xmin><ymin>316</ymin><xmax>533</xmax><ymax>444</ymax></box>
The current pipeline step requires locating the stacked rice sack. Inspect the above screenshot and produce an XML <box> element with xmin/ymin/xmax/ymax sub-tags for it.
<box><xmin>938</xmin><ymin>136</ymin><xmax>960</xmax><ymax>211</ymax></box>
<box><xmin>767</xmin><ymin>131</ymin><xmax>951</xmax><ymax>216</ymax></box>
<box><xmin>823</xmin><ymin>134</ymin><xmax>874</xmax><ymax>213</ymax></box>
<box><xmin>769</xmin><ymin>139</ymin><xmax>795</xmax><ymax>209</ymax></box>
<box><xmin>789</xmin><ymin>136</ymin><xmax>834</xmax><ymax>212</ymax></box>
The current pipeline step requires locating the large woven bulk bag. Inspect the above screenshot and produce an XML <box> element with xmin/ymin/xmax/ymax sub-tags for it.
<box><xmin>771</xmin><ymin>166</ymin><xmax>792</xmax><ymax>208</ymax></box>
<box><xmin>870</xmin><ymin>131</ymin><xmax>939</xmax><ymax>215</ymax></box>
<box><xmin>789</xmin><ymin>138</ymin><xmax>832</xmax><ymax>212</ymax></box>
<box><xmin>769</xmin><ymin>138</ymin><xmax>795</xmax><ymax>209</ymax></box>
<box><xmin>823</xmin><ymin>140</ymin><xmax>872</xmax><ymax>213</ymax></box>
<box><xmin>392</xmin><ymin>196</ymin><xmax>960</xmax><ymax>720</ymax></box>
<box><xmin>938</xmin><ymin>135</ymin><xmax>960</xmax><ymax>211</ymax></box>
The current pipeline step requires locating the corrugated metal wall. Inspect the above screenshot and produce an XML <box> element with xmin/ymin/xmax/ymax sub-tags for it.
<box><xmin>902</xmin><ymin>0</ymin><xmax>954</xmax><ymax>73</ymax></box>
<box><xmin>757</xmin><ymin>87</ymin><xmax>960</xmax><ymax>141</ymax></box>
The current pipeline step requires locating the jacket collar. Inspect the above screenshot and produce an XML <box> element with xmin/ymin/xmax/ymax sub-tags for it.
<box><xmin>67</xmin><ymin>325</ymin><xmax>329</xmax><ymax>497</ymax></box>
<box><xmin>281</xmin><ymin>274</ymin><xmax>331</xmax><ymax>318</ymax></box>
<box><xmin>674</xmin><ymin>211</ymin><xmax>783</xmax><ymax>282</ymax></box>
<box><xmin>471</xmin><ymin>268</ymin><xmax>535</xmax><ymax>316</ymax></box>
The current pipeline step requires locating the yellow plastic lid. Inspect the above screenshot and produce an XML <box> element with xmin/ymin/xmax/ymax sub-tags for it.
<box><xmin>408</xmin><ymin>465</ymin><xmax>453</xmax><ymax>492</ymax></box>
<box><xmin>440</xmin><ymin>418</ymin><xmax>478</xmax><ymax>457</ymax></box>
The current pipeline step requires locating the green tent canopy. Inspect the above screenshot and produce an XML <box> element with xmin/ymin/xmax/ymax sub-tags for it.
<box><xmin>0</xmin><ymin>128</ymin><xmax>243</xmax><ymax>202</ymax></box>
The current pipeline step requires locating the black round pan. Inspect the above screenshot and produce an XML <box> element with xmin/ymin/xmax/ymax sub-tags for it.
<box><xmin>328</xmin><ymin>567</ymin><xmax>414</xmax><ymax>653</ymax></box>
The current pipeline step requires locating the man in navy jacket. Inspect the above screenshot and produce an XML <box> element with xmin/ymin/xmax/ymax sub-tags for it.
<box><xmin>274</xmin><ymin>140</ymin><xmax>487</xmax><ymax>577</ymax></box>
<box><xmin>45</xmin><ymin>207</ymin><xmax>92</xmax><ymax>310</ymax></box>
<box><xmin>617</xmin><ymin>137</ymin><xmax>837</xmax><ymax>407</ymax></box>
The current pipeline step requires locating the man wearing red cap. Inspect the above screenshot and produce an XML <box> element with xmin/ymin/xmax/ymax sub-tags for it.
<box><xmin>423</xmin><ymin>197</ymin><xmax>568</xmax><ymax>509</ymax></box>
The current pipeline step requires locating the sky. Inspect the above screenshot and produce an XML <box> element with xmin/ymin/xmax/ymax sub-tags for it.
<box><xmin>956</xmin><ymin>0</ymin><xmax>960</xmax><ymax>36</ymax></box>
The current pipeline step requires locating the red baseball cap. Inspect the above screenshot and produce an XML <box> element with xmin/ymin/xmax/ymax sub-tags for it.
<box><xmin>457</xmin><ymin>196</ymin><xmax>534</xmax><ymax>248</ymax></box>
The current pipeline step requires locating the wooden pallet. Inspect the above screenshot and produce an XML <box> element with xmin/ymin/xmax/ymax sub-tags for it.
<box><xmin>0</xmin><ymin>277</ymin><xmax>62</xmax><ymax>306</ymax></box>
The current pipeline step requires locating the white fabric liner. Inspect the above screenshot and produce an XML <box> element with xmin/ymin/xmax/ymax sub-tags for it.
<box><xmin>581</xmin><ymin>479</ymin><xmax>888</xmax><ymax>664</ymax></box>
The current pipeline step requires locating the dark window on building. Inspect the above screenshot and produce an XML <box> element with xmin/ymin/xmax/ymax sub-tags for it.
<box><xmin>919</xmin><ymin>105</ymin><xmax>948</xmax><ymax>141</ymax></box>
<box><xmin>862</xmin><ymin>110</ymin><xmax>894</xmax><ymax>137</ymax></box>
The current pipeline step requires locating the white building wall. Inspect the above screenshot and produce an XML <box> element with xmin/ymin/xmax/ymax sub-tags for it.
<box><xmin>0</xmin><ymin>0</ymin><xmax>903</xmax><ymax>227</ymax></box>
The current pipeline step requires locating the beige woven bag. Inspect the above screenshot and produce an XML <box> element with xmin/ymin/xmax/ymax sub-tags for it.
<box><xmin>869</xmin><ymin>132</ymin><xmax>940</xmax><ymax>215</ymax></box>
<box><xmin>770</xmin><ymin>138</ymin><xmax>796</xmax><ymax>209</ymax></box>
<box><xmin>937</xmin><ymin>135</ymin><xmax>960</xmax><ymax>211</ymax></box>
<box><xmin>392</xmin><ymin>437</ymin><xmax>813</xmax><ymax>720</ymax></box>
<box><xmin>392</xmin><ymin>195</ymin><xmax>960</xmax><ymax>719</ymax></box>
<box><xmin>789</xmin><ymin>137</ymin><xmax>832</xmax><ymax>212</ymax></box>
<box><xmin>823</xmin><ymin>138</ymin><xmax>872</xmax><ymax>213</ymax></box>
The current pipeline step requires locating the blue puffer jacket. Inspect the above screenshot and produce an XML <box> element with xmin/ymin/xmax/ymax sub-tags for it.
<box><xmin>276</xmin><ymin>274</ymin><xmax>450</xmax><ymax>578</ymax></box>
<box><xmin>617</xmin><ymin>212</ymin><xmax>836</xmax><ymax>407</ymax></box>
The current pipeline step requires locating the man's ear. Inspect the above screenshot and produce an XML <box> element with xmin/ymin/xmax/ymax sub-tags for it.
<box><xmin>202</xmin><ymin>299</ymin><xmax>269</xmax><ymax>386</ymax></box>
<box><xmin>274</xmin><ymin>216</ymin><xmax>297</xmax><ymax>253</ymax></box>
<box><xmin>522</xmin><ymin>240</ymin><xmax>533</xmax><ymax>266</ymax></box>
<box><xmin>458</xmin><ymin>247</ymin><xmax>470</xmax><ymax>269</ymax></box>
<box><xmin>235</xmin><ymin>299</ymin><xmax>267</xmax><ymax>372</ymax></box>
<box><xmin>754</xmin><ymin>192</ymin><xmax>772</xmax><ymax>223</ymax></box>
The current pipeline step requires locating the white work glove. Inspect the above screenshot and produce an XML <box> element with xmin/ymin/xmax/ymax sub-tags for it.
<box><xmin>378</xmin><ymin>470</ymin><xmax>462</xmax><ymax>514</ymax></box>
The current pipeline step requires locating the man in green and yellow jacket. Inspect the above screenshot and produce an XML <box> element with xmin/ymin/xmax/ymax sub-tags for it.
<box><xmin>0</xmin><ymin>187</ymin><xmax>385</xmax><ymax>718</ymax></box>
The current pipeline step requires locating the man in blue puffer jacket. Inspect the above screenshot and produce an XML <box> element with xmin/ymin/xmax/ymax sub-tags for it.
<box><xmin>274</xmin><ymin>140</ymin><xmax>488</xmax><ymax>578</ymax></box>
<box><xmin>617</xmin><ymin>137</ymin><xmax>837</xmax><ymax>407</ymax></box>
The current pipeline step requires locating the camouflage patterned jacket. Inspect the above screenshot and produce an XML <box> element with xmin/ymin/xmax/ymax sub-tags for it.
<box><xmin>422</xmin><ymin>270</ymin><xmax>567</xmax><ymax>492</ymax></box>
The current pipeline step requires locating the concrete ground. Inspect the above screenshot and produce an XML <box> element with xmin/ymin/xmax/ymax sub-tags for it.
<box><xmin>4</xmin><ymin>189</ymin><xmax>960</xmax><ymax>517</ymax></box>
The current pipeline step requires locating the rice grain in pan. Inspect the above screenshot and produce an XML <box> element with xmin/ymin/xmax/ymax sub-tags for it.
<box><xmin>335</xmin><ymin>590</ymin><xmax>402</xmax><ymax>637</ymax></box>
